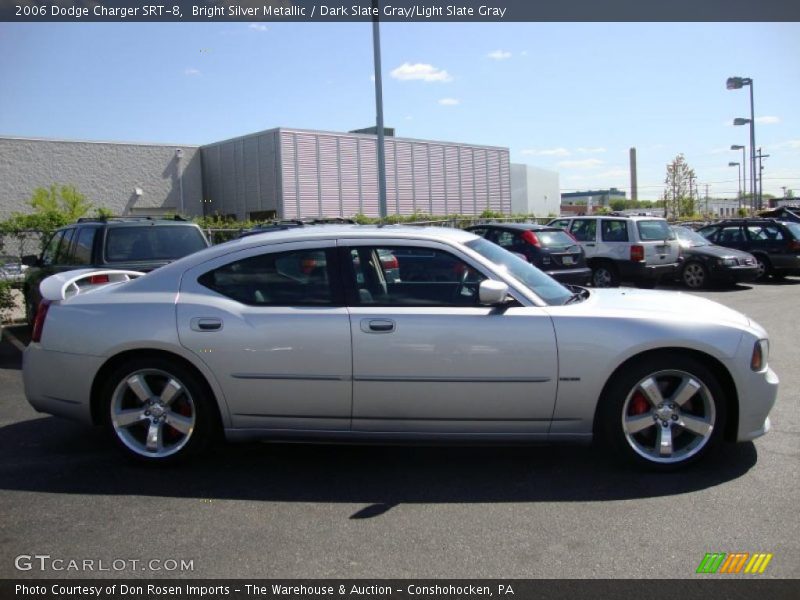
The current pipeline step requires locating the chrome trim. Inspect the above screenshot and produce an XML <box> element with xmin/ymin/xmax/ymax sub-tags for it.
<box><xmin>230</xmin><ymin>373</ymin><xmax>347</xmax><ymax>381</ymax></box>
<box><xmin>353</xmin><ymin>376</ymin><xmax>551</xmax><ymax>383</ymax></box>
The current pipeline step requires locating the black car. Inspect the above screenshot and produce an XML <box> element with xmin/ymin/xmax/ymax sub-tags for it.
<box><xmin>696</xmin><ymin>218</ymin><xmax>800</xmax><ymax>281</ymax></box>
<box><xmin>465</xmin><ymin>223</ymin><xmax>591</xmax><ymax>285</ymax></box>
<box><xmin>671</xmin><ymin>225</ymin><xmax>759</xmax><ymax>289</ymax></box>
<box><xmin>23</xmin><ymin>216</ymin><xmax>210</xmax><ymax>323</ymax></box>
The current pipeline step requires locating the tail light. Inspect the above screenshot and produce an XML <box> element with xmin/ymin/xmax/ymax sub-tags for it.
<box><xmin>522</xmin><ymin>230</ymin><xmax>541</xmax><ymax>248</ymax></box>
<box><xmin>31</xmin><ymin>300</ymin><xmax>51</xmax><ymax>343</ymax></box>
<box><xmin>630</xmin><ymin>245</ymin><xmax>645</xmax><ymax>262</ymax></box>
<box><xmin>380</xmin><ymin>254</ymin><xmax>399</xmax><ymax>269</ymax></box>
<box><xmin>88</xmin><ymin>274</ymin><xmax>109</xmax><ymax>285</ymax></box>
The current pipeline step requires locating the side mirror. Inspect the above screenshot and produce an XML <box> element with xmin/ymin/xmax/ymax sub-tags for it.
<box><xmin>478</xmin><ymin>280</ymin><xmax>509</xmax><ymax>306</ymax></box>
<box><xmin>21</xmin><ymin>255</ymin><xmax>39</xmax><ymax>267</ymax></box>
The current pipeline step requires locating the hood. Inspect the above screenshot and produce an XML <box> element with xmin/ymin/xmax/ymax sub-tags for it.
<box><xmin>577</xmin><ymin>287</ymin><xmax>751</xmax><ymax>328</ymax></box>
<box><xmin>681</xmin><ymin>244</ymin><xmax>753</xmax><ymax>260</ymax></box>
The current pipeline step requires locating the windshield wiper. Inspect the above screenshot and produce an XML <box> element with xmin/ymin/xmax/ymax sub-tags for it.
<box><xmin>562</xmin><ymin>285</ymin><xmax>590</xmax><ymax>305</ymax></box>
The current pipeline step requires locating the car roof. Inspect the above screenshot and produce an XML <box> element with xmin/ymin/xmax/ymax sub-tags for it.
<box><xmin>66</xmin><ymin>217</ymin><xmax>201</xmax><ymax>228</ymax></box>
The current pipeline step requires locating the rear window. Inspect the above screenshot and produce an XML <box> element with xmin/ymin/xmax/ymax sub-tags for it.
<box><xmin>782</xmin><ymin>222</ymin><xmax>800</xmax><ymax>239</ymax></box>
<box><xmin>105</xmin><ymin>226</ymin><xmax>207</xmax><ymax>263</ymax></box>
<box><xmin>636</xmin><ymin>220</ymin><xmax>674</xmax><ymax>241</ymax></box>
<box><xmin>536</xmin><ymin>229</ymin><xmax>577</xmax><ymax>248</ymax></box>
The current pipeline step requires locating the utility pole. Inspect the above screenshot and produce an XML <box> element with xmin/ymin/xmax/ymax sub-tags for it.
<box><xmin>756</xmin><ymin>148</ymin><xmax>770</xmax><ymax>210</ymax></box>
<box><xmin>705</xmin><ymin>184</ymin><xmax>709</xmax><ymax>216</ymax></box>
<box><xmin>371</xmin><ymin>0</ymin><xmax>388</xmax><ymax>218</ymax></box>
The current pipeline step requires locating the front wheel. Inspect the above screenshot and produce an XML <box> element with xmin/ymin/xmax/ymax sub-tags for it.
<box><xmin>681</xmin><ymin>262</ymin><xmax>708</xmax><ymax>289</ymax></box>
<box><xmin>597</xmin><ymin>355</ymin><xmax>727</xmax><ymax>470</ymax></box>
<box><xmin>102</xmin><ymin>357</ymin><xmax>216</xmax><ymax>463</ymax></box>
<box><xmin>754</xmin><ymin>255</ymin><xmax>771</xmax><ymax>281</ymax></box>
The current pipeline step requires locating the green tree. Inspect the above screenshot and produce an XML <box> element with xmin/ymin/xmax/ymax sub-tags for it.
<box><xmin>662</xmin><ymin>154</ymin><xmax>696</xmax><ymax>220</ymax></box>
<box><xmin>610</xmin><ymin>199</ymin><xmax>627</xmax><ymax>212</ymax></box>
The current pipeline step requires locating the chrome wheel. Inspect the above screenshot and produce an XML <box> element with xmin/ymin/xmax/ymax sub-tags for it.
<box><xmin>110</xmin><ymin>368</ymin><xmax>196</xmax><ymax>459</ymax></box>
<box><xmin>621</xmin><ymin>370</ymin><xmax>716</xmax><ymax>465</ymax></box>
<box><xmin>682</xmin><ymin>263</ymin><xmax>706</xmax><ymax>289</ymax></box>
<box><xmin>755</xmin><ymin>257</ymin><xmax>768</xmax><ymax>280</ymax></box>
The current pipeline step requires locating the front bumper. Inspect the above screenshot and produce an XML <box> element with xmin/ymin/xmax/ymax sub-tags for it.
<box><xmin>711</xmin><ymin>264</ymin><xmax>760</xmax><ymax>284</ymax></box>
<box><xmin>735</xmin><ymin>364</ymin><xmax>779</xmax><ymax>442</ymax></box>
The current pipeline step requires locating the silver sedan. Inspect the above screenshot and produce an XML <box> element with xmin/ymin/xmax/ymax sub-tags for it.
<box><xmin>23</xmin><ymin>225</ymin><xmax>778</xmax><ymax>470</ymax></box>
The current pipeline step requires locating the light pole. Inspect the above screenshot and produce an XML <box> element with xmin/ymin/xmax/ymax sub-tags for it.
<box><xmin>756</xmin><ymin>148</ymin><xmax>770</xmax><ymax>209</ymax></box>
<box><xmin>728</xmin><ymin>161</ymin><xmax>741</xmax><ymax>210</ymax></box>
<box><xmin>731</xmin><ymin>144</ymin><xmax>746</xmax><ymax>211</ymax></box>
<box><xmin>727</xmin><ymin>76</ymin><xmax>756</xmax><ymax>212</ymax></box>
<box><xmin>371</xmin><ymin>0</ymin><xmax>388</xmax><ymax>218</ymax></box>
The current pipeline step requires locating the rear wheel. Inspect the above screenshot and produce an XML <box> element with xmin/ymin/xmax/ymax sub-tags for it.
<box><xmin>102</xmin><ymin>357</ymin><xmax>216</xmax><ymax>463</ymax></box>
<box><xmin>681</xmin><ymin>261</ymin><xmax>708</xmax><ymax>289</ymax></box>
<box><xmin>591</xmin><ymin>262</ymin><xmax>619</xmax><ymax>287</ymax></box>
<box><xmin>597</xmin><ymin>355</ymin><xmax>726</xmax><ymax>470</ymax></box>
<box><xmin>754</xmin><ymin>255</ymin><xmax>771</xmax><ymax>281</ymax></box>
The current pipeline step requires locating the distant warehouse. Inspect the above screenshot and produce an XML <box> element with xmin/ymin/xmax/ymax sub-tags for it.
<box><xmin>202</xmin><ymin>127</ymin><xmax>512</xmax><ymax>220</ymax></box>
<box><xmin>0</xmin><ymin>128</ymin><xmax>513</xmax><ymax>221</ymax></box>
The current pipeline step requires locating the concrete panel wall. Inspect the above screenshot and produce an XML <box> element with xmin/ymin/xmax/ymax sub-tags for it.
<box><xmin>511</xmin><ymin>163</ymin><xmax>561</xmax><ymax>217</ymax></box>
<box><xmin>200</xmin><ymin>130</ymin><xmax>280</xmax><ymax>220</ymax></box>
<box><xmin>0</xmin><ymin>137</ymin><xmax>203</xmax><ymax>220</ymax></box>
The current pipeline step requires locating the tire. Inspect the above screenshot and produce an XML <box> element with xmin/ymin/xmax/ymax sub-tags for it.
<box><xmin>597</xmin><ymin>354</ymin><xmax>727</xmax><ymax>470</ymax></box>
<box><xmin>591</xmin><ymin>262</ymin><xmax>620</xmax><ymax>288</ymax></box>
<box><xmin>101</xmin><ymin>357</ymin><xmax>216</xmax><ymax>463</ymax></box>
<box><xmin>681</xmin><ymin>261</ymin><xmax>708</xmax><ymax>289</ymax></box>
<box><xmin>754</xmin><ymin>255</ymin><xmax>771</xmax><ymax>281</ymax></box>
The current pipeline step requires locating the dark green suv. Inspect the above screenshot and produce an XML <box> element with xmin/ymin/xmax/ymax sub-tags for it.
<box><xmin>23</xmin><ymin>217</ymin><xmax>210</xmax><ymax>323</ymax></box>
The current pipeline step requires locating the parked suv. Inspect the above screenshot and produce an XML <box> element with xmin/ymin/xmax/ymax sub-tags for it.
<box><xmin>23</xmin><ymin>217</ymin><xmax>210</xmax><ymax>323</ymax></box>
<box><xmin>547</xmin><ymin>215</ymin><xmax>680</xmax><ymax>287</ymax></box>
<box><xmin>465</xmin><ymin>223</ymin><xmax>591</xmax><ymax>285</ymax></box>
<box><xmin>695</xmin><ymin>218</ymin><xmax>800</xmax><ymax>280</ymax></box>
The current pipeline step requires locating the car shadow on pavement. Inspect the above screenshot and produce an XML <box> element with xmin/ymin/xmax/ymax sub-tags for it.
<box><xmin>0</xmin><ymin>416</ymin><xmax>758</xmax><ymax>518</ymax></box>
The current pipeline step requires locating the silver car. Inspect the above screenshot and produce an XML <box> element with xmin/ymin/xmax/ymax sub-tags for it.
<box><xmin>23</xmin><ymin>225</ymin><xmax>778</xmax><ymax>470</ymax></box>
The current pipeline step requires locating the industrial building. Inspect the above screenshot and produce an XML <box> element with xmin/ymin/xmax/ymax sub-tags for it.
<box><xmin>561</xmin><ymin>188</ymin><xmax>626</xmax><ymax>209</ymax></box>
<box><xmin>0</xmin><ymin>128</ymin><xmax>516</xmax><ymax>221</ymax></box>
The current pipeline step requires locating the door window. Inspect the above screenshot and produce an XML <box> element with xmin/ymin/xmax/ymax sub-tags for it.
<box><xmin>717</xmin><ymin>226</ymin><xmax>745</xmax><ymax>243</ymax></box>
<box><xmin>198</xmin><ymin>248</ymin><xmax>338</xmax><ymax>306</ymax></box>
<box><xmin>53</xmin><ymin>229</ymin><xmax>76</xmax><ymax>265</ymax></box>
<box><xmin>41</xmin><ymin>231</ymin><xmax>66</xmax><ymax>266</ymax></box>
<box><xmin>746</xmin><ymin>225</ymin><xmax>784</xmax><ymax>241</ymax></box>
<box><xmin>347</xmin><ymin>246</ymin><xmax>486</xmax><ymax>306</ymax></box>
<box><xmin>569</xmin><ymin>219</ymin><xmax>596</xmax><ymax>242</ymax></box>
<box><xmin>601</xmin><ymin>220</ymin><xmax>629</xmax><ymax>242</ymax></box>
<box><xmin>73</xmin><ymin>227</ymin><xmax>96</xmax><ymax>265</ymax></box>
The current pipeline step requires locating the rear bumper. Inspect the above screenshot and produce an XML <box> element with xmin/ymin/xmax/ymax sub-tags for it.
<box><xmin>546</xmin><ymin>267</ymin><xmax>591</xmax><ymax>285</ymax></box>
<box><xmin>618</xmin><ymin>261</ymin><xmax>679</xmax><ymax>282</ymax></box>
<box><xmin>23</xmin><ymin>344</ymin><xmax>100</xmax><ymax>424</ymax></box>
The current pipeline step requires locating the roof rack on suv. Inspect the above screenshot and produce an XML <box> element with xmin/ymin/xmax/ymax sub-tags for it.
<box><xmin>76</xmin><ymin>215</ymin><xmax>189</xmax><ymax>223</ymax></box>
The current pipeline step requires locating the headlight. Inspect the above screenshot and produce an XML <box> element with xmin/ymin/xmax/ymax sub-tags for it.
<box><xmin>751</xmin><ymin>339</ymin><xmax>769</xmax><ymax>371</ymax></box>
<box><xmin>719</xmin><ymin>258</ymin><xmax>738</xmax><ymax>267</ymax></box>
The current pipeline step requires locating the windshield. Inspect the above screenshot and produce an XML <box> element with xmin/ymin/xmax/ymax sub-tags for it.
<box><xmin>672</xmin><ymin>226</ymin><xmax>709</xmax><ymax>248</ymax></box>
<box><xmin>105</xmin><ymin>226</ymin><xmax>208</xmax><ymax>263</ymax></box>
<box><xmin>465</xmin><ymin>238</ymin><xmax>573</xmax><ymax>306</ymax></box>
<box><xmin>637</xmin><ymin>220</ymin><xmax>675</xmax><ymax>241</ymax></box>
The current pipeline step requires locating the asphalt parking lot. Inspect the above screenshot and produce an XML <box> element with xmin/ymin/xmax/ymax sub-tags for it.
<box><xmin>0</xmin><ymin>280</ymin><xmax>798</xmax><ymax>580</ymax></box>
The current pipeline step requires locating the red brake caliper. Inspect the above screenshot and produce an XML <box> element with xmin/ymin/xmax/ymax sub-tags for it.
<box><xmin>629</xmin><ymin>392</ymin><xmax>649</xmax><ymax>415</ymax></box>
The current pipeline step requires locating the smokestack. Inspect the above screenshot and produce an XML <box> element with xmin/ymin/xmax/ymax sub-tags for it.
<box><xmin>629</xmin><ymin>147</ymin><xmax>638</xmax><ymax>201</ymax></box>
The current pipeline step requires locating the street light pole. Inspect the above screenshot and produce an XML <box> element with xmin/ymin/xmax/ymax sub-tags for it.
<box><xmin>731</xmin><ymin>144</ymin><xmax>746</xmax><ymax>211</ymax></box>
<box><xmin>727</xmin><ymin>77</ymin><xmax>756</xmax><ymax>212</ymax></box>
<box><xmin>728</xmin><ymin>161</ymin><xmax>741</xmax><ymax>210</ymax></box>
<box><xmin>371</xmin><ymin>0</ymin><xmax>388</xmax><ymax>219</ymax></box>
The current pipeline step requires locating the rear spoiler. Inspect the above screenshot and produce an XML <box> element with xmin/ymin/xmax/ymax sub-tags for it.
<box><xmin>39</xmin><ymin>269</ymin><xmax>146</xmax><ymax>302</ymax></box>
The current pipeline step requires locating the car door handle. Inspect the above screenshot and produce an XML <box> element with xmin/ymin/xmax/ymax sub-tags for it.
<box><xmin>585</xmin><ymin>243</ymin><xmax>595</xmax><ymax>247</ymax></box>
<box><xmin>190</xmin><ymin>317</ymin><xmax>223</xmax><ymax>332</ymax></box>
<box><xmin>361</xmin><ymin>319</ymin><xmax>395</xmax><ymax>333</ymax></box>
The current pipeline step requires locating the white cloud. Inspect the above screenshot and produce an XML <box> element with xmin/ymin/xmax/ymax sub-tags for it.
<box><xmin>773</xmin><ymin>139</ymin><xmax>800</xmax><ymax>150</ymax></box>
<box><xmin>390</xmin><ymin>62</ymin><xmax>452</xmax><ymax>82</ymax></box>
<box><xmin>557</xmin><ymin>158</ymin><xmax>604</xmax><ymax>169</ymax></box>
<box><xmin>756</xmin><ymin>116</ymin><xmax>780</xmax><ymax>125</ymax></box>
<box><xmin>184</xmin><ymin>68</ymin><xmax>201</xmax><ymax>76</ymax></box>
<box><xmin>521</xmin><ymin>147</ymin><xmax>570</xmax><ymax>157</ymax></box>
<box><xmin>487</xmin><ymin>50</ymin><xmax>512</xmax><ymax>60</ymax></box>
<box><xmin>438</xmin><ymin>98</ymin><xmax>461</xmax><ymax>106</ymax></box>
<box><xmin>577</xmin><ymin>147</ymin><xmax>606</xmax><ymax>154</ymax></box>
<box><xmin>248</xmin><ymin>23</ymin><xmax>268</xmax><ymax>32</ymax></box>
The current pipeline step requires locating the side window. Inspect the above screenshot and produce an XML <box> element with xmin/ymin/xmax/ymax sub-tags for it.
<box><xmin>747</xmin><ymin>225</ymin><xmax>784</xmax><ymax>241</ymax></box>
<box><xmin>601</xmin><ymin>220</ymin><xmax>629</xmax><ymax>242</ymax></box>
<box><xmin>198</xmin><ymin>248</ymin><xmax>335</xmax><ymax>306</ymax></box>
<box><xmin>494</xmin><ymin>231</ymin><xmax>519</xmax><ymax>248</ymax></box>
<box><xmin>697</xmin><ymin>226</ymin><xmax>717</xmax><ymax>242</ymax></box>
<box><xmin>53</xmin><ymin>229</ymin><xmax>76</xmax><ymax>265</ymax></box>
<box><xmin>73</xmin><ymin>227</ymin><xmax>96</xmax><ymax>265</ymax></box>
<box><xmin>570</xmin><ymin>219</ymin><xmax>597</xmax><ymax>242</ymax></box>
<box><xmin>41</xmin><ymin>231</ymin><xmax>66</xmax><ymax>266</ymax></box>
<box><xmin>348</xmin><ymin>246</ymin><xmax>486</xmax><ymax>307</ymax></box>
<box><xmin>468</xmin><ymin>227</ymin><xmax>488</xmax><ymax>238</ymax></box>
<box><xmin>718</xmin><ymin>226</ymin><xmax>744</xmax><ymax>243</ymax></box>
<box><xmin>550</xmin><ymin>219</ymin><xmax>570</xmax><ymax>230</ymax></box>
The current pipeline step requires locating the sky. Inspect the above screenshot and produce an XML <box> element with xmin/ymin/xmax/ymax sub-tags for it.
<box><xmin>1</xmin><ymin>21</ymin><xmax>799</xmax><ymax>201</ymax></box>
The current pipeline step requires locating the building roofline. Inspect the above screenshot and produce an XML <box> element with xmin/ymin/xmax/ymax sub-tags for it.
<box><xmin>201</xmin><ymin>126</ymin><xmax>510</xmax><ymax>152</ymax></box>
<box><xmin>0</xmin><ymin>134</ymin><xmax>200</xmax><ymax>149</ymax></box>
